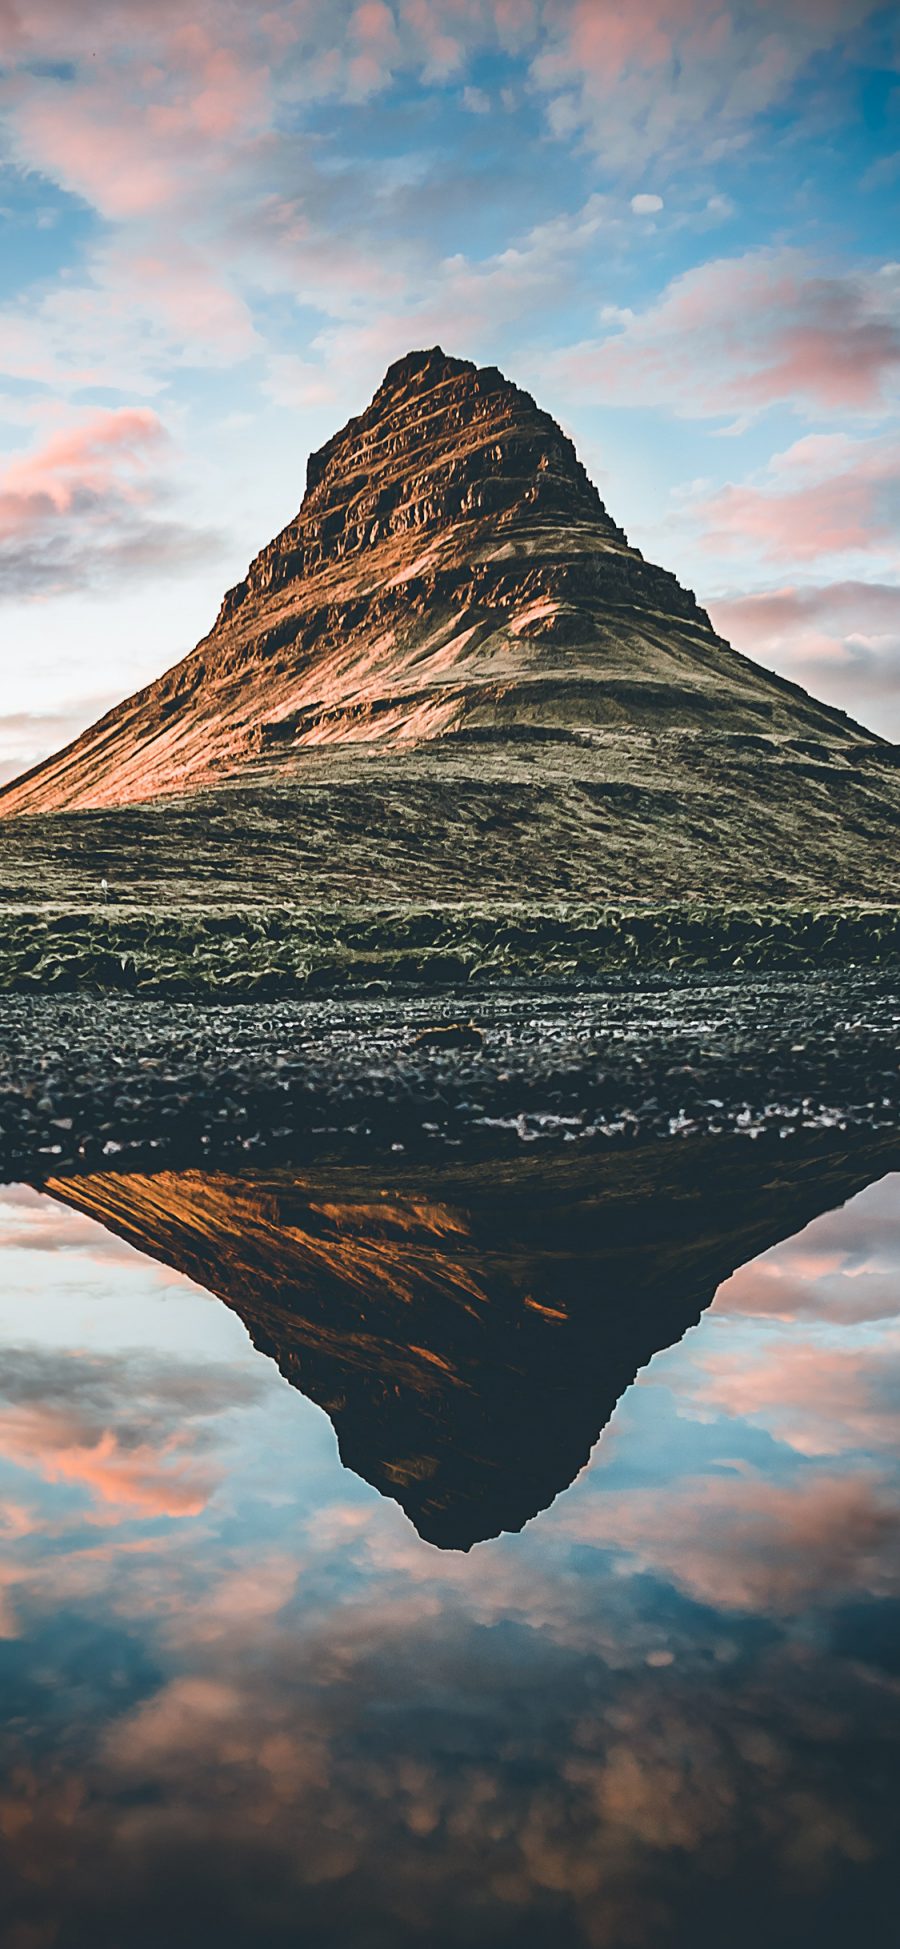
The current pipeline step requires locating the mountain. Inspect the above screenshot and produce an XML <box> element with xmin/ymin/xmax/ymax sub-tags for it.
<box><xmin>3</xmin><ymin>347</ymin><xmax>900</xmax><ymax>903</ymax></box>
<box><xmin>46</xmin><ymin>1134</ymin><xmax>899</xmax><ymax>1549</ymax></box>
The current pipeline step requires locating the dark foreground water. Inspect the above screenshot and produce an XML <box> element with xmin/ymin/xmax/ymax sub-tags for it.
<box><xmin>1</xmin><ymin>1139</ymin><xmax>899</xmax><ymax>1947</ymax></box>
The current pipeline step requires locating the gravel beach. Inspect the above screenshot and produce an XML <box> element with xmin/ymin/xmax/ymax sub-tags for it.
<box><xmin>2</xmin><ymin>971</ymin><xmax>898</xmax><ymax>1181</ymax></box>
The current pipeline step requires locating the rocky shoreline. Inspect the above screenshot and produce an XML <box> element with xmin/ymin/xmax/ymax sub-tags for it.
<box><xmin>2</xmin><ymin>972</ymin><xmax>897</xmax><ymax>1181</ymax></box>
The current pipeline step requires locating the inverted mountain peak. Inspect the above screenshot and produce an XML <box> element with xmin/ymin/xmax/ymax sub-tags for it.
<box><xmin>47</xmin><ymin>1139</ymin><xmax>895</xmax><ymax>1550</ymax></box>
<box><xmin>0</xmin><ymin>348</ymin><xmax>878</xmax><ymax>818</ymax></box>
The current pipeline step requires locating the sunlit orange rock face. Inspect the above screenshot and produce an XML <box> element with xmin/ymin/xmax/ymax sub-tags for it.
<box><xmin>0</xmin><ymin>347</ymin><xmax>875</xmax><ymax>816</ymax></box>
<box><xmin>46</xmin><ymin>1135</ymin><xmax>898</xmax><ymax>1548</ymax></box>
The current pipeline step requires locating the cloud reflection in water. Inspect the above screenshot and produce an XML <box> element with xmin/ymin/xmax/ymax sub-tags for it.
<box><xmin>0</xmin><ymin>1157</ymin><xmax>898</xmax><ymax>1946</ymax></box>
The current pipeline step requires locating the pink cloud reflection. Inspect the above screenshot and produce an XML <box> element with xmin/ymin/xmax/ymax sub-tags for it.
<box><xmin>558</xmin><ymin>1469</ymin><xmax>900</xmax><ymax>1614</ymax></box>
<box><xmin>0</xmin><ymin>1399</ymin><xmax>214</xmax><ymax>1520</ymax></box>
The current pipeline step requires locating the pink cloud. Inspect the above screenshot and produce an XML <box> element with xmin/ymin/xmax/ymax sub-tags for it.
<box><xmin>709</xmin><ymin>579</ymin><xmax>900</xmax><ymax>739</ymax></box>
<box><xmin>714</xmin><ymin>1177</ymin><xmax>900</xmax><ymax>1322</ymax></box>
<box><xmin>4</xmin><ymin>229</ymin><xmax>258</xmax><ymax>393</ymax></box>
<box><xmin>554</xmin><ymin>251</ymin><xmax>900</xmax><ymax>419</ymax></box>
<box><xmin>2</xmin><ymin>3</ymin><xmax>879</xmax><ymax>202</ymax></box>
<box><xmin>170</xmin><ymin>26</ymin><xmax>268</xmax><ymax>141</ymax></box>
<box><xmin>0</xmin><ymin>1180</ymin><xmax>152</xmax><ymax>1259</ymax></box>
<box><xmin>159</xmin><ymin>1553</ymin><xmax>301</xmax><ymax>1647</ymax></box>
<box><xmin>15</xmin><ymin>92</ymin><xmax>183</xmax><ymax>217</ymax></box>
<box><xmin>354</xmin><ymin>1</ymin><xmax>400</xmax><ymax>52</ymax></box>
<box><xmin>401</xmin><ymin>0</ymin><xmax>467</xmax><ymax>79</ymax></box>
<box><xmin>114</xmin><ymin>243</ymin><xmax>259</xmax><ymax>363</ymax></box>
<box><xmin>0</xmin><ymin>406</ymin><xmax>221</xmax><ymax>598</ymax></box>
<box><xmin>0</xmin><ymin>408</ymin><xmax>165</xmax><ymax>536</ymax></box>
<box><xmin>714</xmin><ymin>1252</ymin><xmax>900</xmax><ymax>1325</ymax></box>
<box><xmin>1</xmin><ymin>1588</ymin><xmax>889</xmax><ymax>1945</ymax></box>
<box><xmin>0</xmin><ymin>5</ymin><xmax>885</xmax><ymax>452</ymax></box>
<box><xmin>692</xmin><ymin>433</ymin><xmax>900</xmax><ymax>562</ymax></box>
<box><xmin>531</xmin><ymin>1</ymin><xmax>877</xmax><ymax>167</ymax></box>
<box><xmin>106</xmin><ymin>1674</ymin><xmax>249</xmax><ymax>1769</ymax></box>
<box><xmin>538</xmin><ymin>0</ymin><xmax>680</xmax><ymax>85</ymax></box>
<box><xmin>699</xmin><ymin>478</ymin><xmax>876</xmax><ymax>561</ymax></box>
<box><xmin>13</xmin><ymin>27</ymin><xmax>271</xmax><ymax>220</ymax></box>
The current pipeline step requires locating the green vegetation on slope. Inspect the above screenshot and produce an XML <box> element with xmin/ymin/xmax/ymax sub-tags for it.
<box><xmin>1</xmin><ymin>747</ymin><xmax>900</xmax><ymax>909</ymax></box>
<box><xmin>2</xmin><ymin>902</ymin><xmax>900</xmax><ymax>996</ymax></box>
<box><xmin>2</xmin><ymin>751</ymin><xmax>899</xmax><ymax>995</ymax></box>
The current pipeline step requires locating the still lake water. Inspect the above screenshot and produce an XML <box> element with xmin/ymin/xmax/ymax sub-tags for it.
<box><xmin>0</xmin><ymin>1148</ymin><xmax>898</xmax><ymax>1947</ymax></box>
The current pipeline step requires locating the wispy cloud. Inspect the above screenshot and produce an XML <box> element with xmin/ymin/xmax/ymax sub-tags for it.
<box><xmin>558</xmin><ymin>1468</ymin><xmax>900</xmax><ymax>1614</ymax></box>
<box><xmin>0</xmin><ymin>408</ymin><xmax>221</xmax><ymax>599</ymax></box>
<box><xmin>531</xmin><ymin>0</ymin><xmax>878</xmax><ymax>168</ymax></box>
<box><xmin>0</xmin><ymin>1344</ymin><xmax>263</xmax><ymax>1523</ymax></box>
<box><xmin>554</xmin><ymin>251</ymin><xmax>900</xmax><ymax>421</ymax></box>
<box><xmin>691</xmin><ymin>433</ymin><xmax>900</xmax><ymax>563</ymax></box>
<box><xmin>709</xmin><ymin>580</ymin><xmax>900</xmax><ymax>738</ymax></box>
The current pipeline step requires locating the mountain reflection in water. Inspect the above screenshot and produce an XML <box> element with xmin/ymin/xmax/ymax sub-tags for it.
<box><xmin>0</xmin><ymin>1133</ymin><xmax>898</xmax><ymax>1947</ymax></box>
<box><xmin>45</xmin><ymin>1135</ymin><xmax>900</xmax><ymax>1548</ymax></box>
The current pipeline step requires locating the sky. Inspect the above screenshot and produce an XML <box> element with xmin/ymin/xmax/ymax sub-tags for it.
<box><xmin>0</xmin><ymin>0</ymin><xmax>898</xmax><ymax>781</ymax></box>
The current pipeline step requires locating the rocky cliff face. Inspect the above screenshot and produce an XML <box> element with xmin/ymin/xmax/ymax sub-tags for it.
<box><xmin>0</xmin><ymin>347</ymin><xmax>876</xmax><ymax>818</ymax></box>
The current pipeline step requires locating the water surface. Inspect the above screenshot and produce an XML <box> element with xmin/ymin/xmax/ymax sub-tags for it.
<box><xmin>1</xmin><ymin>1141</ymin><xmax>899</xmax><ymax>1947</ymax></box>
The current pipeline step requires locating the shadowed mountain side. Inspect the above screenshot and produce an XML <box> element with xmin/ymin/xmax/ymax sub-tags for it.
<box><xmin>4</xmin><ymin>350</ymin><xmax>900</xmax><ymax>908</ymax></box>
<box><xmin>46</xmin><ymin>1134</ymin><xmax>899</xmax><ymax>1549</ymax></box>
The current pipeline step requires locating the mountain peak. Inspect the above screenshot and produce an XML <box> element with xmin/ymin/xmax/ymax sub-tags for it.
<box><xmin>378</xmin><ymin>345</ymin><xmax>473</xmax><ymax>392</ymax></box>
<box><xmin>0</xmin><ymin>349</ymin><xmax>882</xmax><ymax>824</ymax></box>
<box><xmin>290</xmin><ymin>343</ymin><xmax>614</xmax><ymax>575</ymax></box>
